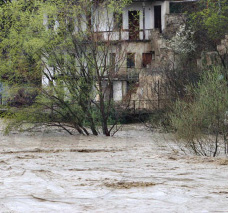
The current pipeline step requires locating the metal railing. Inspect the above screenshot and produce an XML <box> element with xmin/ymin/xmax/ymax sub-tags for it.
<box><xmin>103</xmin><ymin>68</ymin><xmax>140</xmax><ymax>81</ymax></box>
<box><xmin>115</xmin><ymin>98</ymin><xmax>170</xmax><ymax>114</ymax></box>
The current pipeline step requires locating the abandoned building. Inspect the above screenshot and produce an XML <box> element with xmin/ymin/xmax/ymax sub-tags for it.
<box><xmin>95</xmin><ymin>0</ymin><xmax>193</xmax><ymax>105</ymax></box>
<box><xmin>42</xmin><ymin>0</ymin><xmax>195</xmax><ymax>110</ymax></box>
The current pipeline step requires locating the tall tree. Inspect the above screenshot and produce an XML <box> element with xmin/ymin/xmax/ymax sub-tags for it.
<box><xmin>189</xmin><ymin>0</ymin><xmax>228</xmax><ymax>51</ymax></box>
<box><xmin>0</xmin><ymin>0</ymin><xmax>132</xmax><ymax>136</ymax></box>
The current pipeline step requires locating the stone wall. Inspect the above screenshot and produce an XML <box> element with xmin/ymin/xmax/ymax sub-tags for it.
<box><xmin>164</xmin><ymin>14</ymin><xmax>185</xmax><ymax>39</ymax></box>
<box><xmin>198</xmin><ymin>35</ymin><xmax>228</xmax><ymax>68</ymax></box>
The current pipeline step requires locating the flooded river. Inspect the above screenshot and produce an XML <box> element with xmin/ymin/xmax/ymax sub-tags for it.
<box><xmin>0</xmin><ymin>125</ymin><xmax>227</xmax><ymax>212</ymax></box>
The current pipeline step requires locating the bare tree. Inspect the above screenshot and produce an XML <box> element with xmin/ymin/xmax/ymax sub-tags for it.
<box><xmin>2</xmin><ymin>0</ymin><xmax>132</xmax><ymax>136</ymax></box>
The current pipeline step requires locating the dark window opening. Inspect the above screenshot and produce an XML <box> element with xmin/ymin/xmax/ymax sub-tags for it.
<box><xmin>86</xmin><ymin>12</ymin><xmax>92</xmax><ymax>31</ymax></box>
<box><xmin>127</xmin><ymin>53</ymin><xmax>135</xmax><ymax>68</ymax></box>
<box><xmin>113</xmin><ymin>12</ymin><xmax>122</xmax><ymax>31</ymax></box>
<box><xmin>128</xmin><ymin>10</ymin><xmax>140</xmax><ymax>40</ymax></box>
<box><xmin>152</xmin><ymin>51</ymin><xmax>155</xmax><ymax>60</ymax></box>
<box><xmin>103</xmin><ymin>81</ymin><xmax>113</xmax><ymax>101</ymax></box>
<box><xmin>110</xmin><ymin>53</ymin><xmax>116</xmax><ymax>65</ymax></box>
<box><xmin>48</xmin><ymin>15</ymin><xmax>55</xmax><ymax>30</ymax></box>
<box><xmin>154</xmin><ymin>5</ymin><xmax>162</xmax><ymax>33</ymax></box>
<box><xmin>109</xmin><ymin>53</ymin><xmax>116</xmax><ymax>74</ymax></box>
<box><xmin>67</xmin><ymin>17</ymin><xmax>75</xmax><ymax>33</ymax></box>
<box><xmin>127</xmin><ymin>81</ymin><xmax>134</xmax><ymax>92</ymax></box>
<box><xmin>142</xmin><ymin>52</ymin><xmax>155</xmax><ymax>68</ymax></box>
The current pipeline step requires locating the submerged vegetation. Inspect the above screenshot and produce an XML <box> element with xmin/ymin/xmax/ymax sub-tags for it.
<box><xmin>147</xmin><ymin>0</ymin><xmax>228</xmax><ymax>156</ymax></box>
<box><xmin>0</xmin><ymin>0</ymin><xmax>227</xmax><ymax>157</ymax></box>
<box><xmin>171</xmin><ymin>67</ymin><xmax>228</xmax><ymax>157</ymax></box>
<box><xmin>0</xmin><ymin>0</ymin><xmax>131</xmax><ymax>136</ymax></box>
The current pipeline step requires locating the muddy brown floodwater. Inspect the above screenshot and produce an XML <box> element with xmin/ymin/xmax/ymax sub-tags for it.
<box><xmin>0</xmin><ymin>124</ymin><xmax>228</xmax><ymax>212</ymax></box>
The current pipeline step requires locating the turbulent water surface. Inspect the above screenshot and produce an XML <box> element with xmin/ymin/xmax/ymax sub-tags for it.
<box><xmin>0</xmin><ymin>125</ymin><xmax>227</xmax><ymax>212</ymax></box>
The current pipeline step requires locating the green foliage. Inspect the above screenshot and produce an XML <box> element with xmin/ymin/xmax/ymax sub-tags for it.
<box><xmin>171</xmin><ymin>67</ymin><xmax>228</xmax><ymax>156</ymax></box>
<box><xmin>0</xmin><ymin>0</ymin><xmax>44</xmax><ymax>83</ymax></box>
<box><xmin>0</xmin><ymin>0</ymin><xmax>131</xmax><ymax>136</ymax></box>
<box><xmin>148</xmin><ymin>109</ymin><xmax>172</xmax><ymax>132</ymax></box>
<box><xmin>189</xmin><ymin>0</ymin><xmax>228</xmax><ymax>49</ymax></box>
<box><xmin>3</xmin><ymin>105</ymin><xmax>48</xmax><ymax>135</ymax></box>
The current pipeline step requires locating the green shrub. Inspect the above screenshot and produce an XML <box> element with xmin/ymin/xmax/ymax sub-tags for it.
<box><xmin>171</xmin><ymin>67</ymin><xmax>228</xmax><ymax>156</ymax></box>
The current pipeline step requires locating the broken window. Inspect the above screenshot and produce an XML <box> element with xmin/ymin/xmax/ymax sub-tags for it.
<box><xmin>142</xmin><ymin>52</ymin><xmax>155</xmax><ymax>68</ymax></box>
<box><xmin>110</xmin><ymin>53</ymin><xmax>116</xmax><ymax>65</ymax></box>
<box><xmin>152</xmin><ymin>51</ymin><xmax>155</xmax><ymax>60</ymax></box>
<box><xmin>127</xmin><ymin>53</ymin><xmax>135</xmax><ymax>68</ymax></box>
<box><xmin>47</xmin><ymin>15</ymin><xmax>56</xmax><ymax>30</ymax></box>
<box><xmin>128</xmin><ymin>11</ymin><xmax>140</xmax><ymax>40</ymax></box>
<box><xmin>154</xmin><ymin>5</ymin><xmax>162</xmax><ymax>33</ymax></box>
<box><xmin>86</xmin><ymin>11</ymin><xmax>92</xmax><ymax>31</ymax></box>
<box><xmin>109</xmin><ymin>53</ymin><xmax>116</xmax><ymax>73</ymax></box>
<box><xmin>113</xmin><ymin>12</ymin><xmax>122</xmax><ymax>31</ymax></box>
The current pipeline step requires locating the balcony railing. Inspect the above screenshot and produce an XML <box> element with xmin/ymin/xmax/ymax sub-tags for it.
<box><xmin>93</xmin><ymin>29</ymin><xmax>154</xmax><ymax>41</ymax></box>
<box><xmin>115</xmin><ymin>98</ymin><xmax>170</xmax><ymax>114</ymax></box>
<box><xmin>103</xmin><ymin>67</ymin><xmax>163</xmax><ymax>81</ymax></box>
<box><xmin>104</xmin><ymin>68</ymin><xmax>140</xmax><ymax>81</ymax></box>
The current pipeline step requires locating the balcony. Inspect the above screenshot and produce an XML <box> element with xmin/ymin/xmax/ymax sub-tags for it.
<box><xmin>103</xmin><ymin>68</ymin><xmax>140</xmax><ymax>81</ymax></box>
<box><xmin>93</xmin><ymin>29</ymin><xmax>153</xmax><ymax>42</ymax></box>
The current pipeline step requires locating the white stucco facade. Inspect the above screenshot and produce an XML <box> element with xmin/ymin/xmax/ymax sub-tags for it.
<box><xmin>42</xmin><ymin>0</ymin><xmax>175</xmax><ymax>103</ymax></box>
<box><xmin>94</xmin><ymin>0</ymin><xmax>170</xmax><ymax>41</ymax></box>
<box><xmin>113</xmin><ymin>81</ymin><xmax>128</xmax><ymax>101</ymax></box>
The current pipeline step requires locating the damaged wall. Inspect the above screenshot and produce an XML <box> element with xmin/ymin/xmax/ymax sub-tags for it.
<box><xmin>197</xmin><ymin>35</ymin><xmax>228</xmax><ymax>68</ymax></box>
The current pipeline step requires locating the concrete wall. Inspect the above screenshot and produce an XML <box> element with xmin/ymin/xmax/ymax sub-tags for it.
<box><xmin>198</xmin><ymin>35</ymin><xmax>228</xmax><ymax>68</ymax></box>
<box><xmin>123</xmin><ymin>1</ymin><xmax>169</xmax><ymax>31</ymax></box>
<box><xmin>113</xmin><ymin>81</ymin><xmax>122</xmax><ymax>101</ymax></box>
<box><xmin>44</xmin><ymin>1</ymin><xmax>170</xmax><ymax>40</ymax></box>
<box><xmin>94</xmin><ymin>1</ymin><xmax>170</xmax><ymax>41</ymax></box>
<box><xmin>42</xmin><ymin>1</ymin><xmax>180</xmax><ymax>107</ymax></box>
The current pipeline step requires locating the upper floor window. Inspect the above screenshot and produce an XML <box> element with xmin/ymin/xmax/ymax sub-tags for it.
<box><xmin>127</xmin><ymin>53</ymin><xmax>135</xmax><ymax>68</ymax></box>
<box><xmin>47</xmin><ymin>15</ymin><xmax>56</xmax><ymax>30</ymax></box>
<box><xmin>86</xmin><ymin>12</ymin><xmax>92</xmax><ymax>31</ymax></box>
<box><xmin>129</xmin><ymin>11</ymin><xmax>140</xmax><ymax>40</ymax></box>
<box><xmin>113</xmin><ymin>12</ymin><xmax>122</xmax><ymax>31</ymax></box>
<box><xmin>154</xmin><ymin>5</ymin><xmax>162</xmax><ymax>33</ymax></box>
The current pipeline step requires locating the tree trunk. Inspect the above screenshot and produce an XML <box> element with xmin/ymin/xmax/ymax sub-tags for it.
<box><xmin>102</xmin><ymin>118</ymin><xmax>110</xmax><ymax>136</ymax></box>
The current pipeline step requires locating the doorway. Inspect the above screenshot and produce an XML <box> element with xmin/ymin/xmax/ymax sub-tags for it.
<box><xmin>154</xmin><ymin>5</ymin><xmax>162</xmax><ymax>33</ymax></box>
<box><xmin>128</xmin><ymin>11</ymin><xmax>140</xmax><ymax>40</ymax></box>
